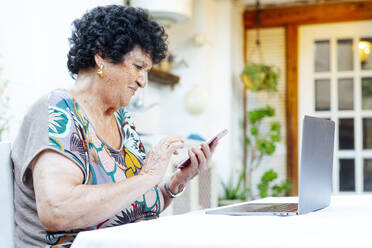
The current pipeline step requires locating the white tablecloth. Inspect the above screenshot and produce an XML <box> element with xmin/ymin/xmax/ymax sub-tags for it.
<box><xmin>71</xmin><ymin>195</ymin><xmax>372</xmax><ymax>248</ymax></box>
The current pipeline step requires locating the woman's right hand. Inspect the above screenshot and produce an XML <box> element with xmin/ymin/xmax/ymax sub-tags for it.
<box><xmin>140</xmin><ymin>136</ymin><xmax>184</xmax><ymax>185</ymax></box>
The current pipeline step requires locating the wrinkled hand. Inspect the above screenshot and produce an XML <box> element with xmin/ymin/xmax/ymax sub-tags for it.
<box><xmin>170</xmin><ymin>138</ymin><xmax>219</xmax><ymax>194</ymax></box>
<box><xmin>140</xmin><ymin>136</ymin><xmax>184</xmax><ymax>185</ymax></box>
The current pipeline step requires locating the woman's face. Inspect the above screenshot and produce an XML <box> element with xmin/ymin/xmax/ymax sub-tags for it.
<box><xmin>99</xmin><ymin>46</ymin><xmax>153</xmax><ymax>107</ymax></box>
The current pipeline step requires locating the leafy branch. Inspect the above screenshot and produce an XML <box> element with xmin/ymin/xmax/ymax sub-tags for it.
<box><xmin>244</xmin><ymin>106</ymin><xmax>282</xmax><ymax>199</ymax></box>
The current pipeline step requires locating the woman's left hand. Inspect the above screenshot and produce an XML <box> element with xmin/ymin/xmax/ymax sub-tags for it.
<box><xmin>168</xmin><ymin>138</ymin><xmax>219</xmax><ymax>195</ymax></box>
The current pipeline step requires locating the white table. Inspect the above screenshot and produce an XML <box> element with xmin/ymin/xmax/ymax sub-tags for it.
<box><xmin>71</xmin><ymin>195</ymin><xmax>372</xmax><ymax>248</ymax></box>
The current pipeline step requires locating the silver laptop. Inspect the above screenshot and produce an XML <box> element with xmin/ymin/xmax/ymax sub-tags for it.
<box><xmin>206</xmin><ymin>115</ymin><xmax>335</xmax><ymax>216</ymax></box>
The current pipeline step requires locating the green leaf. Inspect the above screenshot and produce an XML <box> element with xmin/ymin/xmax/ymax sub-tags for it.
<box><xmin>265</xmin><ymin>106</ymin><xmax>275</xmax><ymax>117</ymax></box>
<box><xmin>258</xmin><ymin>182</ymin><xmax>267</xmax><ymax>190</ymax></box>
<box><xmin>220</xmin><ymin>171</ymin><xmax>247</xmax><ymax>200</ymax></box>
<box><xmin>262</xmin><ymin>169</ymin><xmax>278</xmax><ymax>182</ymax></box>
<box><xmin>245</xmin><ymin>137</ymin><xmax>251</xmax><ymax>145</ymax></box>
<box><xmin>250</xmin><ymin>127</ymin><xmax>258</xmax><ymax>136</ymax></box>
<box><xmin>270</xmin><ymin>122</ymin><xmax>281</xmax><ymax>131</ymax></box>
<box><xmin>272</xmin><ymin>185</ymin><xmax>283</xmax><ymax>194</ymax></box>
<box><xmin>257</xmin><ymin>139</ymin><xmax>276</xmax><ymax>155</ymax></box>
<box><xmin>260</xmin><ymin>191</ymin><xmax>268</xmax><ymax>198</ymax></box>
<box><xmin>265</xmin><ymin>143</ymin><xmax>276</xmax><ymax>155</ymax></box>
<box><xmin>258</xmin><ymin>182</ymin><xmax>269</xmax><ymax>198</ymax></box>
<box><xmin>257</xmin><ymin>139</ymin><xmax>266</xmax><ymax>153</ymax></box>
<box><xmin>249</xmin><ymin>107</ymin><xmax>273</xmax><ymax>124</ymax></box>
<box><xmin>281</xmin><ymin>180</ymin><xmax>293</xmax><ymax>193</ymax></box>
<box><xmin>232</xmin><ymin>171</ymin><xmax>244</xmax><ymax>196</ymax></box>
<box><xmin>249</xmin><ymin>110</ymin><xmax>262</xmax><ymax>124</ymax></box>
<box><xmin>270</xmin><ymin>134</ymin><xmax>281</xmax><ymax>142</ymax></box>
<box><xmin>239</xmin><ymin>187</ymin><xmax>249</xmax><ymax>200</ymax></box>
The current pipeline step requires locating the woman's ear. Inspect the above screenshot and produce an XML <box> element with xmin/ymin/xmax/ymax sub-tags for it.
<box><xmin>94</xmin><ymin>53</ymin><xmax>104</xmax><ymax>67</ymax></box>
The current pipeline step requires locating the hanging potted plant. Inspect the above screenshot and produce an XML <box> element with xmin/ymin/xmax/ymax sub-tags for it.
<box><xmin>241</xmin><ymin>63</ymin><xmax>280</xmax><ymax>92</ymax></box>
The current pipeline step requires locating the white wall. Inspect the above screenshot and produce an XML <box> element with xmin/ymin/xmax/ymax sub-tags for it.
<box><xmin>0</xmin><ymin>0</ymin><xmax>124</xmax><ymax>141</ymax></box>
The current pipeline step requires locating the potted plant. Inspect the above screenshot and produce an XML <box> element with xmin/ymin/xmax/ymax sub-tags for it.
<box><xmin>218</xmin><ymin>170</ymin><xmax>248</xmax><ymax>206</ymax></box>
<box><xmin>241</xmin><ymin>63</ymin><xmax>280</xmax><ymax>92</ymax></box>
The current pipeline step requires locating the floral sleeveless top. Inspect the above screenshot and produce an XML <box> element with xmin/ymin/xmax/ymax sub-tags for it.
<box><xmin>46</xmin><ymin>90</ymin><xmax>162</xmax><ymax>247</ymax></box>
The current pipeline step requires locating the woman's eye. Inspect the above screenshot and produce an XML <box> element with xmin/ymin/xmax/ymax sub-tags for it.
<box><xmin>135</xmin><ymin>64</ymin><xmax>143</xmax><ymax>70</ymax></box>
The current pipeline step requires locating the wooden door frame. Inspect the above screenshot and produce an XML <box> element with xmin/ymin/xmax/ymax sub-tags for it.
<box><xmin>243</xmin><ymin>1</ymin><xmax>372</xmax><ymax>195</ymax></box>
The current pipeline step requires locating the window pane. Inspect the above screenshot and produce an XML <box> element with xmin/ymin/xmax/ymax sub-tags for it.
<box><xmin>338</xmin><ymin>78</ymin><xmax>353</xmax><ymax>110</ymax></box>
<box><xmin>339</xmin><ymin>118</ymin><xmax>354</xmax><ymax>150</ymax></box>
<box><xmin>315</xmin><ymin>79</ymin><xmax>330</xmax><ymax>111</ymax></box>
<box><xmin>363</xmin><ymin>118</ymin><xmax>372</xmax><ymax>149</ymax></box>
<box><xmin>314</xmin><ymin>40</ymin><xmax>330</xmax><ymax>72</ymax></box>
<box><xmin>337</xmin><ymin>39</ymin><xmax>353</xmax><ymax>71</ymax></box>
<box><xmin>362</xmin><ymin>77</ymin><xmax>372</xmax><ymax>109</ymax></box>
<box><xmin>364</xmin><ymin>159</ymin><xmax>372</xmax><ymax>192</ymax></box>
<box><xmin>339</xmin><ymin>159</ymin><xmax>355</xmax><ymax>192</ymax></box>
<box><xmin>360</xmin><ymin>38</ymin><xmax>372</xmax><ymax>70</ymax></box>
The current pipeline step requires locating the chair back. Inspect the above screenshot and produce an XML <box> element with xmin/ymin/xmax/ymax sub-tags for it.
<box><xmin>0</xmin><ymin>142</ymin><xmax>14</xmax><ymax>247</ymax></box>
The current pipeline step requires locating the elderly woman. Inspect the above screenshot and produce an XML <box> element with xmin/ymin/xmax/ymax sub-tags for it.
<box><xmin>11</xmin><ymin>5</ymin><xmax>218</xmax><ymax>248</ymax></box>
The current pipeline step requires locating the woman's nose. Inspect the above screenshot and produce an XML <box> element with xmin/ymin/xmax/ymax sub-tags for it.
<box><xmin>137</xmin><ymin>71</ymin><xmax>147</xmax><ymax>88</ymax></box>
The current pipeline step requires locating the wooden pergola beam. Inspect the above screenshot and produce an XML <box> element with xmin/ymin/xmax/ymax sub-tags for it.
<box><xmin>244</xmin><ymin>1</ymin><xmax>372</xmax><ymax>29</ymax></box>
<box><xmin>285</xmin><ymin>24</ymin><xmax>298</xmax><ymax>196</ymax></box>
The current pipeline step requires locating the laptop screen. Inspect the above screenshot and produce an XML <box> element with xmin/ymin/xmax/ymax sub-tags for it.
<box><xmin>298</xmin><ymin>116</ymin><xmax>335</xmax><ymax>214</ymax></box>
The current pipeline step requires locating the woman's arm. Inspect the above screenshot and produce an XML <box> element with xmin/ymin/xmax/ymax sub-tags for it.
<box><xmin>32</xmin><ymin>150</ymin><xmax>154</xmax><ymax>231</ymax></box>
<box><xmin>32</xmin><ymin>136</ymin><xmax>184</xmax><ymax>231</ymax></box>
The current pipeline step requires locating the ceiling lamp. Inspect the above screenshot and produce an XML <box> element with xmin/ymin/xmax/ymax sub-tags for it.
<box><xmin>359</xmin><ymin>40</ymin><xmax>371</xmax><ymax>64</ymax></box>
<box><xmin>130</xmin><ymin>0</ymin><xmax>192</xmax><ymax>27</ymax></box>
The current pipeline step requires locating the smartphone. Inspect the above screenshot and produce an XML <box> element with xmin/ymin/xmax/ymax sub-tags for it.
<box><xmin>176</xmin><ymin>129</ymin><xmax>228</xmax><ymax>169</ymax></box>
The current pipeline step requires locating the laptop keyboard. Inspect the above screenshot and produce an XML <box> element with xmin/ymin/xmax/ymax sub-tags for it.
<box><xmin>252</xmin><ymin>203</ymin><xmax>298</xmax><ymax>212</ymax></box>
<box><xmin>206</xmin><ymin>202</ymin><xmax>299</xmax><ymax>215</ymax></box>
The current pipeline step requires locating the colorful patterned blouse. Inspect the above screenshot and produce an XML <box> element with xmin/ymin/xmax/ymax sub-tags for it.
<box><xmin>12</xmin><ymin>90</ymin><xmax>162</xmax><ymax>248</ymax></box>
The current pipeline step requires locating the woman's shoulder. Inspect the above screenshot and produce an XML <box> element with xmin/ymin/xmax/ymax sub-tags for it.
<box><xmin>47</xmin><ymin>89</ymin><xmax>83</xmax><ymax>119</ymax></box>
<box><xmin>47</xmin><ymin>89</ymin><xmax>87</xmax><ymax>128</ymax></box>
<box><xmin>48</xmin><ymin>89</ymin><xmax>74</xmax><ymax>108</ymax></box>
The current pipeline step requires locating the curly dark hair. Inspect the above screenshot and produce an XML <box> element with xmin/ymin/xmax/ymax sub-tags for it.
<box><xmin>67</xmin><ymin>5</ymin><xmax>168</xmax><ymax>79</ymax></box>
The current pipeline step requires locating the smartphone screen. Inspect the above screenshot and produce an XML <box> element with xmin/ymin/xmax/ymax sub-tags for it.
<box><xmin>176</xmin><ymin>129</ymin><xmax>228</xmax><ymax>169</ymax></box>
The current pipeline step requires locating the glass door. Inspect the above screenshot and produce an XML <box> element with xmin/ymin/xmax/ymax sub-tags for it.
<box><xmin>299</xmin><ymin>21</ymin><xmax>372</xmax><ymax>194</ymax></box>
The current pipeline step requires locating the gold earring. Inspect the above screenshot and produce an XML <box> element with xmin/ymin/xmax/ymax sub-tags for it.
<box><xmin>97</xmin><ymin>64</ymin><xmax>104</xmax><ymax>77</ymax></box>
